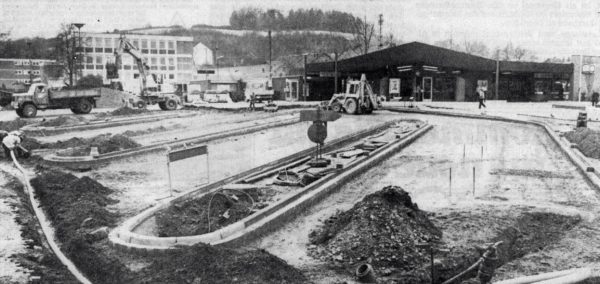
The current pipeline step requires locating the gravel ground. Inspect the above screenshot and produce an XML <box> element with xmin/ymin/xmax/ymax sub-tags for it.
<box><xmin>250</xmin><ymin>113</ymin><xmax>599</xmax><ymax>283</ymax></box>
<box><xmin>0</xmin><ymin>171</ymin><xmax>31</xmax><ymax>283</ymax></box>
<box><xmin>86</xmin><ymin>111</ymin><xmax>399</xmax><ymax>220</ymax></box>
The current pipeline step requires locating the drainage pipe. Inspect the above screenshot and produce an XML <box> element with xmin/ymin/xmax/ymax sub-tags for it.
<box><xmin>493</xmin><ymin>269</ymin><xmax>580</xmax><ymax>284</ymax></box>
<box><xmin>10</xmin><ymin>151</ymin><xmax>92</xmax><ymax>284</ymax></box>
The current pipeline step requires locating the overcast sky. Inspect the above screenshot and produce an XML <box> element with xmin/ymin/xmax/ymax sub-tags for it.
<box><xmin>2</xmin><ymin>0</ymin><xmax>600</xmax><ymax>60</ymax></box>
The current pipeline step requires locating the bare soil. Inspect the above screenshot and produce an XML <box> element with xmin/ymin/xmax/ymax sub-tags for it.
<box><xmin>28</xmin><ymin>167</ymin><xmax>309</xmax><ymax>284</ymax></box>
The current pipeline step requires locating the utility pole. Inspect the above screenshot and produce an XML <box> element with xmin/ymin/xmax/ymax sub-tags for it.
<box><xmin>27</xmin><ymin>42</ymin><xmax>33</xmax><ymax>85</ymax></box>
<box><xmin>334</xmin><ymin>51</ymin><xmax>339</xmax><ymax>93</ymax></box>
<box><xmin>303</xmin><ymin>54</ymin><xmax>308</xmax><ymax>101</ymax></box>
<box><xmin>378</xmin><ymin>14</ymin><xmax>383</xmax><ymax>49</ymax></box>
<box><xmin>268</xmin><ymin>30</ymin><xmax>272</xmax><ymax>80</ymax></box>
<box><xmin>495</xmin><ymin>49</ymin><xmax>500</xmax><ymax>100</ymax></box>
<box><xmin>72</xmin><ymin>23</ymin><xmax>84</xmax><ymax>85</ymax></box>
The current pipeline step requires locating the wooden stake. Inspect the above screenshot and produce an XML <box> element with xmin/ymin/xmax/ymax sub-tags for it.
<box><xmin>449</xmin><ymin>168</ymin><xmax>452</xmax><ymax>197</ymax></box>
<box><xmin>472</xmin><ymin>167</ymin><xmax>476</xmax><ymax>196</ymax></box>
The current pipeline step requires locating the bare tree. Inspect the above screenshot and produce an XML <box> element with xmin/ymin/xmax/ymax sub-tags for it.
<box><xmin>513</xmin><ymin>46</ymin><xmax>528</xmax><ymax>61</ymax></box>
<box><xmin>352</xmin><ymin>18</ymin><xmax>375</xmax><ymax>55</ymax></box>
<box><xmin>55</xmin><ymin>23</ymin><xmax>80</xmax><ymax>87</ymax></box>
<box><xmin>463</xmin><ymin>40</ymin><xmax>489</xmax><ymax>57</ymax></box>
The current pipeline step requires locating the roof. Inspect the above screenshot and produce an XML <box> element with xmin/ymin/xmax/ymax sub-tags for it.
<box><xmin>307</xmin><ymin>41</ymin><xmax>573</xmax><ymax>74</ymax></box>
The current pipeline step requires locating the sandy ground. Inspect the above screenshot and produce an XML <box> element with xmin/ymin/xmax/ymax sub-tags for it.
<box><xmin>249</xmin><ymin>113</ymin><xmax>599</xmax><ymax>283</ymax></box>
<box><xmin>0</xmin><ymin>171</ymin><xmax>31</xmax><ymax>283</ymax></box>
<box><xmin>86</xmin><ymin>111</ymin><xmax>399</xmax><ymax>219</ymax></box>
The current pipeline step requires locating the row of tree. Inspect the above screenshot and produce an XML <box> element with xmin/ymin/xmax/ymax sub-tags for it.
<box><xmin>229</xmin><ymin>8</ymin><xmax>362</xmax><ymax>33</ymax></box>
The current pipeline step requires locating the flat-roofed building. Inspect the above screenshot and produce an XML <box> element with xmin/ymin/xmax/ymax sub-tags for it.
<box><xmin>81</xmin><ymin>32</ymin><xmax>195</xmax><ymax>94</ymax></box>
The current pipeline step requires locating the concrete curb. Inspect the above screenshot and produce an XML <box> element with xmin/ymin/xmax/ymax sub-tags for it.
<box><xmin>41</xmin><ymin>117</ymin><xmax>301</xmax><ymax>170</ymax></box>
<box><xmin>108</xmin><ymin>120</ymin><xmax>420</xmax><ymax>253</ymax></box>
<box><xmin>23</xmin><ymin>112</ymin><xmax>197</xmax><ymax>136</ymax></box>
<box><xmin>386</xmin><ymin>107</ymin><xmax>600</xmax><ymax>191</ymax></box>
<box><xmin>182</xmin><ymin>103</ymin><xmax>320</xmax><ymax>112</ymax></box>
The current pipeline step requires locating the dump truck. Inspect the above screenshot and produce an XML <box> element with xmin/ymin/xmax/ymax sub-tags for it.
<box><xmin>328</xmin><ymin>74</ymin><xmax>381</xmax><ymax>114</ymax></box>
<box><xmin>11</xmin><ymin>83</ymin><xmax>100</xmax><ymax>118</ymax></box>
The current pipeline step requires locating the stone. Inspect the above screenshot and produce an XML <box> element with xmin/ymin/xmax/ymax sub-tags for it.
<box><xmin>86</xmin><ymin>226</ymin><xmax>109</xmax><ymax>242</ymax></box>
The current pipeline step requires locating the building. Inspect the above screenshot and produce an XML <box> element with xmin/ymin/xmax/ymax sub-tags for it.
<box><xmin>307</xmin><ymin>42</ymin><xmax>573</xmax><ymax>102</ymax></box>
<box><xmin>80</xmin><ymin>32</ymin><xmax>195</xmax><ymax>94</ymax></box>
<box><xmin>193</xmin><ymin>42</ymin><xmax>214</xmax><ymax>67</ymax></box>
<box><xmin>571</xmin><ymin>55</ymin><xmax>600</xmax><ymax>101</ymax></box>
<box><xmin>0</xmin><ymin>58</ymin><xmax>56</xmax><ymax>92</ymax></box>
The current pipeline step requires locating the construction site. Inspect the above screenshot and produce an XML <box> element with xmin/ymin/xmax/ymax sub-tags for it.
<box><xmin>4</xmin><ymin>1</ymin><xmax>600</xmax><ymax>284</ymax></box>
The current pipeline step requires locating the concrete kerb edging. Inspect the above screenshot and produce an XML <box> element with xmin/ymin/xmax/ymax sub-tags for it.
<box><xmin>386</xmin><ymin>107</ymin><xmax>600</xmax><ymax>191</ymax></box>
<box><xmin>109</xmin><ymin>119</ymin><xmax>416</xmax><ymax>253</ymax></box>
<box><xmin>183</xmin><ymin>103</ymin><xmax>320</xmax><ymax>112</ymax></box>
<box><xmin>41</xmin><ymin>117</ymin><xmax>301</xmax><ymax>169</ymax></box>
<box><xmin>22</xmin><ymin>112</ymin><xmax>197</xmax><ymax>136</ymax></box>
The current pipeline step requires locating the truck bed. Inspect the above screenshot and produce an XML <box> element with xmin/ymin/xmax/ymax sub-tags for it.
<box><xmin>49</xmin><ymin>88</ymin><xmax>101</xmax><ymax>100</ymax></box>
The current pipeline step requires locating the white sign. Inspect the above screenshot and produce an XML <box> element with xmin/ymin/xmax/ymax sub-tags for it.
<box><xmin>389</xmin><ymin>78</ymin><xmax>400</xmax><ymax>94</ymax></box>
<box><xmin>477</xmin><ymin>80</ymin><xmax>488</xmax><ymax>91</ymax></box>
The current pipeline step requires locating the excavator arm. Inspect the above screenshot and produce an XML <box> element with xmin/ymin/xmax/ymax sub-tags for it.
<box><xmin>114</xmin><ymin>35</ymin><xmax>150</xmax><ymax>96</ymax></box>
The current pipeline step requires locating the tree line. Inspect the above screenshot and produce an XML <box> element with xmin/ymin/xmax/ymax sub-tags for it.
<box><xmin>229</xmin><ymin>7</ymin><xmax>362</xmax><ymax>33</ymax></box>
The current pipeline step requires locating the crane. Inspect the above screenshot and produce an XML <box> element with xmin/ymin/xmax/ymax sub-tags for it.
<box><xmin>113</xmin><ymin>35</ymin><xmax>179</xmax><ymax>110</ymax></box>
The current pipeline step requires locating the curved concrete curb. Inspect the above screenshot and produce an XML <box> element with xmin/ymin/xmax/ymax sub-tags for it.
<box><xmin>386</xmin><ymin>107</ymin><xmax>600</xmax><ymax>191</ymax></box>
<box><xmin>23</xmin><ymin>112</ymin><xmax>197</xmax><ymax>136</ymax></box>
<box><xmin>9</xmin><ymin>153</ymin><xmax>92</xmax><ymax>284</ymax></box>
<box><xmin>109</xmin><ymin>120</ymin><xmax>420</xmax><ymax>253</ymax></box>
<box><xmin>42</xmin><ymin>117</ymin><xmax>301</xmax><ymax>170</ymax></box>
<box><xmin>182</xmin><ymin>103</ymin><xmax>320</xmax><ymax>112</ymax></box>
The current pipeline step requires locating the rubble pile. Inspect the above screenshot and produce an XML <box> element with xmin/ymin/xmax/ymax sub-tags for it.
<box><xmin>308</xmin><ymin>186</ymin><xmax>441</xmax><ymax>275</ymax></box>
<box><xmin>109</xmin><ymin>106</ymin><xmax>149</xmax><ymax>116</ymax></box>
<box><xmin>0</xmin><ymin>118</ymin><xmax>31</xmax><ymax>132</ymax></box>
<box><xmin>565</xmin><ymin>128</ymin><xmax>600</xmax><ymax>158</ymax></box>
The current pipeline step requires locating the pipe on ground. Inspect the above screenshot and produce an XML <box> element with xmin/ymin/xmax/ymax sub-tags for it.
<box><xmin>493</xmin><ymin>267</ymin><xmax>591</xmax><ymax>284</ymax></box>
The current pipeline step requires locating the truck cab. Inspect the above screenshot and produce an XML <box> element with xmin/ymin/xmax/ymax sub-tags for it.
<box><xmin>245</xmin><ymin>80</ymin><xmax>274</xmax><ymax>102</ymax></box>
<box><xmin>12</xmin><ymin>83</ymin><xmax>49</xmax><ymax>109</ymax></box>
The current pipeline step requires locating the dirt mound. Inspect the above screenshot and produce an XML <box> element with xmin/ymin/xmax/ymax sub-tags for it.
<box><xmin>30</xmin><ymin>169</ymin><xmax>131</xmax><ymax>284</ymax></box>
<box><xmin>110</xmin><ymin>107</ymin><xmax>149</xmax><ymax>116</ymax></box>
<box><xmin>136</xmin><ymin>244</ymin><xmax>307</xmax><ymax>284</ymax></box>
<box><xmin>565</xmin><ymin>128</ymin><xmax>600</xmax><ymax>158</ymax></box>
<box><xmin>49</xmin><ymin>134</ymin><xmax>141</xmax><ymax>156</ymax></box>
<box><xmin>308</xmin><ymin>186</ymin><xmax>441</xmax><ymax>275</ymax></box>
<box><xmin>0</xmin><ymin>118</ymin><xmax>31</xmax><ymax>132</ymax></box>
<box><xmin>39</xmin><ymin>115</ymin><xmax>88</xmax><ymax>127</ymax></box>
<box><xmin>155</xmin><ymin>188</ymin><xmax>271</xmax><ymax>237</ymax></box>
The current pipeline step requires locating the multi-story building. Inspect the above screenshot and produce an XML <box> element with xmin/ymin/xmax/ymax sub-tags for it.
<box><xmin>80</xmin><ymin>32</ymin><xmax>195</xmax><ymax>94</ymax></box>
<box><xmin>0</xmin><ymin>58</ymin><xmax>56</xmax><ymax>91</ymax></box>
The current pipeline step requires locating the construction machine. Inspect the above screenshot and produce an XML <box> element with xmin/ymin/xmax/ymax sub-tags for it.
<box><xmin>327</xmin><ymin>74</ymin><xmax>381</xmax><ymax>114</ymax></box>
<box><xmin>113</xmin><ymin>35</ymin><xmax>180</xmax><ymax>110</ymax></box>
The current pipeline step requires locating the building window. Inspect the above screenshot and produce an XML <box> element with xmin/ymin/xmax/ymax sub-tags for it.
<box><xmin>160</xmin><ymin>58</ymin><xmax>166</xmax><ymax>65</ymax></box>
<box><xmin>168</xmin><ymin>66</ymin><xmax>175</xmax><ymax>71</ymax></box>
<box><xmin>33</xmin><ymin>70</ymin><xmax>41</xmax><ymax>75</ymax></box>
<box><xmin>14</xmin><ymin>61</ymin><xmax>22</xmax><ymax>66</ymax></box>
<box><xmin>15</xmin><ymin>70</ymin><xmax>23</xmax><ymax>75</ymax></box>
<box><xmin>150</xmin><ymin>66</ymin><xmax>158</xmax><ymax>70</ymax></box>
<box><xmin>86</xmin><ymin>56</ymin><xmax>93</xmax><ymax>64</ymax></box>
<box><xmin>169</xmin><ymin>74</ymin><xmax>175</xmax><ymax>79</ymax></box>
<box><xmin>86</xmin><ymin>64</ymin><xmax>94</xmax><ymax>69</ymax></box>
<box><xmin>160</xmin><ymin>66</ymin><xmax>167</xmax><ymax>71</ymax></box>
<box><xmin>104</xmin><ymin>48</ymin><xmax>113</xmax><ymax>53</ymax></box>
<box><xmin>95</xmin><ymin>37</ymin><xmax>103</xmax><ymax>47</ymax></box>
<box><xmin>141</xmin><ymin>40</ymin><xmax>148</xmax><ymax>49</ymax></box>
<box><xmin>23</xmin><ymin>61</ymin><xmax>30</xmax><ymax>66</ymax></box>
<box><xmin>96</xmin><ymin>65</ymin><xmax>103</xmax><ymax>70</ymax></box>
<box><xmin>133</xmin><ymin>40</ymin><xmax>139</xmax><ymax>49</ymax></box>
<box><xmin>168</xmin><ymin>58</ymin><xmax>174</xmax><ymax>66</ymax></box>
<box><xmin>32</xmin><ymin>61</ymin><xmax>40</xmax><ymax>66</ymax></box>
<box><xmin>168</xmin><ymin>50</ymin><xmax>175</xmax><ymax>54</ymax></box>
<box><xmin>151</xmin><ymin>58</ymin><xmax>157</xmax><ymax>65</ymax></box>
<box><xmin>150</xmin><ymin>40</ymin><xmax>157</xmax><ymax>49</ymax></box>
<box><xmin>105</xmin><ymin>38</ymin><xmax>113</xmax><ymax>48</ymax></box>
<box><xmin>96</xmin><ymin>56</ymin><xmax>103</xmax><ymax>64</ymax></box>
<box><xmin>159</xmin><ymin>41</ymin><xmax>165</xmax><ymax>49</ymax></box>
<box><xmin>124</xmin><ymin>65</ymin><xmax>132</xmax><ymax>70</ymax></box>
<box><xmin>168</xmin><ymin>41</ymin><xmax>174</xmax><ymax>49</ymax></box>
<box><xmin>151</xmin><ymin>50</ymin><xmax>158</xmax><ymax>54</ymax></box>
<box><xmin>159</xmin><ymin>50</ymin><xmax>166</xmax><ymax>54</ymax></box>
<box><xmin>95</xmin><ymin>48</ymin><xmax>103</xmax><ymax>53</ymax></box>
<box><xmin>85</xmin><ymin>47</ymin><xmax>94</xmax><ymax>53</ymax></box>
<box><xmin>142</xmin><ymin>49</ymin><xmax>149</xmax><ymax>54</ymax></box>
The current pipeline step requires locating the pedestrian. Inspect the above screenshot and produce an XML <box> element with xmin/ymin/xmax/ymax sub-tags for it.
<box><xmin>249</xmin><ymin>92</ymin><xmax>256</xmax><ymax>111</ymax></box>
<box><xmin>477</xmin><ymin>86</ymin><xmax>486</xmax><ymax>109</ymax></box>
<box><xmin>2</xmin><ymin>131</ymin><xmax>24</xmax><ymax>159</ymax></box>
<box><xmin>592</xmin><ymin>91</ymin><xmax>599</xmax><ymax>107</ymax></box>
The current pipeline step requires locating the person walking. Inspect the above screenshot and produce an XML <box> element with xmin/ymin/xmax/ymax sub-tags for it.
<box><xmin>2</xmin><ymin>131</ymin><xmax>24</xmax><ymax>159</ymax></box>
<box><xmin>249</xmin><ymin>92</ymin><xmax>256</xmax><ymax>111</ymax></box>
<box><xmin>592</xmin><ymin>91</ymin><xmax>599</xmax><ymax>107</ymax></box>
<box><xmin>477</xmin><ymin>86</ymin><xmax>487</xmax><ymax>109</ymax></box>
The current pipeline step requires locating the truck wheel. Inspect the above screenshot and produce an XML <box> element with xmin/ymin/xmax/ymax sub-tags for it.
<box><xmin>16</xmin><ymin>108</ymin><xmax>24</xmax><ymax>118</ymax></box>
<box><xmin>158</xmin><ymin>102</ymin><xmax>167</xmax><ymax>110</ymax></box>
<box><xmin>362</xmin><ymin>101</ymin><xmax>373</xmax><ymax>114</ymax></box>
<box><xmin>136</xmin><ymin>101</ymin><xmax>147</xmax><ymax>109</ymax></box>
<box><xmin>77</xmin><ymin>99</ymin><xmax>93</xmax><ymax>114</ymax></box>
<box><xmin>22</xmin><ymin>104</ymin><xmax>37</xmax><ymax>118</ymax></box>
<box><xmin>70</xmin><ymin>107</ymin><xmax>80</xmax><ymax>114</ymax></box>
<box><xmin>164</xmin><ymin>99</ymin><xmax>177</xmax><ymax>110</ymax></box>
<box><xmin>344</xmin><ymin>98</ymin><xmax>358</xmax><ymax>114</ymax></box>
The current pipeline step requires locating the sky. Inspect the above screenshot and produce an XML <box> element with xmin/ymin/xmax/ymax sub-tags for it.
<box><xmin>2</xmin><ymin>0</ymin><xmax>600</xmax><ymax>60</ymax></box>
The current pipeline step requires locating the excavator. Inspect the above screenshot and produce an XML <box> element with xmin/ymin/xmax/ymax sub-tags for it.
<box><xmin>327</xmin><ymin>74</ymin><xmax>382</xmax><ymax>114</ymax></box>
<box><xmin>112</xmin><ymin>35</ymin><xmax>180</xmax><ymax>110</ymax></box>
